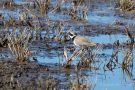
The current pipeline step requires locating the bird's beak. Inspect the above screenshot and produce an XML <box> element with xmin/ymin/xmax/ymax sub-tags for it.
<box><xmin>63</xmin><ymin>32</ymin><xmax>70</xmax><ymax>41</ymax></box>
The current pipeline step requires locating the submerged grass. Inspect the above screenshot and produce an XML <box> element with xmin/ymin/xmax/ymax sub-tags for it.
<box><xmin>68</xmin><ymin>63</ymin><xmax>95</xmax><ymax>90</ymax></box>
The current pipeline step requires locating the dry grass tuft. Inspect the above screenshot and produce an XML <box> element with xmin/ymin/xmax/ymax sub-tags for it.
<box><xmin>3</xmin><ymin>0</ymin><xmax>15</xmax><ymax>8</ymax></box>
<box><xmin>68</xmin><ymin>64</ymin><xmax>95</xmax><ymax>90</ymax></box>
<box><xmin>122</xmin><ymin>48</ymin><xmax>133</xmax><ymax>68</ymax></box>
<box><xmin>35</xmin><ymin>0</ymin><xmax>50</xmax><ymax>16</ymax></box>
<box><xmin>7</xmin><ymin>28</ymin><xmax>31</xmax><ymax>63</ymax></box>
<box><xmin>117</xmin><ymin>0</ymin><xmax>135</xmax><ymax>11</ymax></box>
<box><xmin>38</xmin><ymin>76</ymin><xmax>58</xmax><ymax>90</ymax></box>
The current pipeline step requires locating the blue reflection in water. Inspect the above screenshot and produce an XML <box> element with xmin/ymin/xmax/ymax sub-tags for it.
<box><xmin>88</xmin><ymin>13</ymin><xmax>115</xmax><ymax>24</ymax></box>
<box><xmin>91</xmin><ymin>34</ymin><xmax>128</xmax><ymax>44</ymax></box>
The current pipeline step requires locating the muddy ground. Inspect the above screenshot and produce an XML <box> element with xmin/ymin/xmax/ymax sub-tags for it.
<box><xmin>0</xmin><ymin>60</ymin><xmax>74</xmax><ymax>90</ymax></box>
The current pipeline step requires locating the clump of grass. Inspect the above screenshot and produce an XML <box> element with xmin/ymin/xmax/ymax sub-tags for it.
<box><xmin>79</xmin><ymin>48</ymin><xmax>98</xmax><ymax>68</ymax></box>
<box><xmin>124</xmin><ymin>26</ymin><xmax>134</xmax><ymax>44</ymax></box>
<box><xmin>18</xmin><ymin>12</ymin><xmax>34</xmax><ymax>28</ymax></box>
<box><xmin>38</xmin><ymin>76</ymin><xmax>58</xmax><ymax>90</ymax></box>
<box><xmin>0</xmin><ymin>13</ymin><xmax>4</xmax><ymax>26</ymax></box>
<box><xmin>68</xmin><ymin>5</ymin><xmax>78</xmax><ymax>20</ymax></box>
<box><xmin>69</xmin><ymin>76</ymin><xmax>91</xmax><ymax>90</ymax></box>
<box><xmin>106</xmin><ymin>48</ymin><xmax>118</xmax><ymax>71</ymax></box>
<box><xmin>68</xmin><ymin>0</ymin><xmax>89</xmax><ymax>21</ymax></box>
<box><xmin>68</xmin><ymin>65</ymin><xmax>95</xmax><ymax>90</ymax></box>
<box><xmin>122</xmin><ymin>63</ymin><xmax>133</xmax><ymax>79</ymax></box>
<box><xmin>18</xmin><ymin>12</ymin><xmax>27</xmax><ymax>26</ymax></box>
<box><xmin>7</xmin><ymin>28</ymin><xmax>31</xmax><ymax>63</ymax></box>
<box><xmin>121</xmin><ymin>25</ymin><xmax>134</xmax><ymax>68</ymax></box>
<box><xmin>3</xmin><ymin>0</ymin><xmax>15</xmax><ymax>8</ymax></box>
<box><xmin>5</xmin><ymin>16</ymin><xmax>16</xmax><ymax>27</ymax></box>
<box><xmin>65</xmin><ymin>47</ymin><xmax>99</xmax><ymax>69</ymax></box>
<box><xmin>122</xmin><ymin>48</ymin><xmax>133</xmax><ymax>68</ymax></box>
<box><xmin>55</xmin><ymin>0</ymin><xmax>62</xmax><ymax>13</ymax></box>
<box><xmin>117</xmin><ymin>0</ymin><xmax>135</xmax><ymax>11</ymax></box>
<box><xmin>35</xmin><ymin>0</ymin><xmax>50</xmax><ymax>16</ymax></box>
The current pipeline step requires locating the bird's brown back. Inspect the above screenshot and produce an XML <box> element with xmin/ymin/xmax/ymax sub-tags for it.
<box><xmin>74</xmin><ymin>36</ymin><xmax>97</xmax><ymax>47</ymax></box>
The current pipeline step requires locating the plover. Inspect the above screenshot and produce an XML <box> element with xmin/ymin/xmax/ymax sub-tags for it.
<box><xmin>68</xmin><ymin>31</ymin><xmax>97</xmax><ymax>47</ymax></box>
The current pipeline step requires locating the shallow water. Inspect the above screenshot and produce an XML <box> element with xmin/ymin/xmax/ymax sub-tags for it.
<box><xmin>35</xmin><ymin>36</ymin><xmax>135</xmax><ymax>90</ymax></box>
<box><xmin>88</xmin><ymin>13</ymin><xmax>115</xmax><ymax>24</ymax></box>
<box><xmin>35</xmin><ymin>34</ymin><xmax>129</xmax><ymax>63</ymax></box>
<box><xmin>30</xmin><ymin>34</ymin><xmax>135</xmax><ymax>90</ymax></box>
<box><xmin>28</xmin><ymin>48</ymin><xmax>135</xmax><ymax>90</ymax></box>
<box><xmin>91</xmin><ymin>34</ymin><xmax>128</xmax><ymax>44</ymax></box>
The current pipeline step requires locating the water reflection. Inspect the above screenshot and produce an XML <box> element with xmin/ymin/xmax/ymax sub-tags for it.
<box><xmin>91</xmin><ymin>34</ymin><xmax>128</xmax><ymax>44</ymax></box>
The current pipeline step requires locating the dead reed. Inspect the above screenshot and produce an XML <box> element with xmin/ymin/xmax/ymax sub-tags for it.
<box><xmin>64</xmin><ymin>45</ymin><xmax>99</xmax><ymax>69</ymax></box>
<box><xmin>120</xmin><ymin>25</ymin><xmax>134</xmax><ymax>68</ymax></box>
<box><xmin>35</xmin><ymin>0</ymin><xmax>50</xmax><ymax>16</ymax></box>
<box><xmin>124</xmin><ymin>26</ymin><xmax>134</xmax><ymax>44</ymax></box>
<box><xmin>7</xmin><ymin>28</ymin><xmax>31</xmax><ymax>63</ymax></box>
<box><xmin>3</xmin><ymin>0</ymin><xmax>15</xmax><ymax>9</ymax></box>
<box><xmin>55</xmin><ymin>0</ymin><xmax>62</xmax><ymax>13</ymax></box>
<box><xmin>106</xmin><ymin>48</ymin><xmax>118</xmax><ymax>71</ymax></box>
<box><xmin>68</xmin><ymin>64</ymin><xmax>95</xmax><ymax>90</ymax></box>
<box><xmin>122</xmin><ymin>48</ymin><xmax>133</xmax><ymax>68</ymax></box>
<box><xmin>68</xmin><ymin>4</ymin><xmax>88</xmax><ymax>20</ymax></box>
<box><xmin>37</xmin><ymin>76</ymin><xmax>58</xmax><ymax>90</ymax></box>
<box><xmin>117</xmin><ymin>0</ymin><xmax>135</xmax><ymax>11</ymax></box>
<box><xmin>79</xmin><ymin>48</ymin><xmax>98</xmax><ymax>68</ymax></box>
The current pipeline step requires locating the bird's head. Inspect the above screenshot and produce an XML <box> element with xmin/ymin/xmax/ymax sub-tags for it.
<box><xmin>68</xmin><ymin>31</ymin><xmax>77</xmax><ymax>40</ymax></box>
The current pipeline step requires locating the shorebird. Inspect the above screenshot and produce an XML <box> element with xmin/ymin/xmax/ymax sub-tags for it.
<box><xmin>65</xmin><ymin>31</ymin><xmax>97</xmax><ymax>65</ymax></box>
<box><xmin>68</xmin><ymin>31</ymin><xmax>97</xmax><ymax>48</ymax></box>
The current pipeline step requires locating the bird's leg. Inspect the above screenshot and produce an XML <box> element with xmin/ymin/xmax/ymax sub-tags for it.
<box><xmin>66</xmin><ymin>48</ymin><xmax>82</xmax><ymax>65</ymax></box>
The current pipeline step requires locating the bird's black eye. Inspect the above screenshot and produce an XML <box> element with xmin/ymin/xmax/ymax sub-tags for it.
<box><xmin>69</xmin><ymin>33</ymin><xmax>73</xmax><ymax>36</ymax></box>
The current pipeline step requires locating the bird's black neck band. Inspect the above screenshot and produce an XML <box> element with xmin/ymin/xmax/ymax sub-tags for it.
<box><xmin>72</xmin><ymin>36</ymin><xmax>76</xmax><ymax>41</ymax></box>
